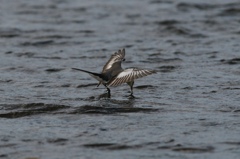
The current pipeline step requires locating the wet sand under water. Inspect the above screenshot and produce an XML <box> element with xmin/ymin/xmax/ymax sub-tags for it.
<box><xmin>0</xmin><ymin>0</ymin><xmax>240</xmax><ymax>159</ymax></box>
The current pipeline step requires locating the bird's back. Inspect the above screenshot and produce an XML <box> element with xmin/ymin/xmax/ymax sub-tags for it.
<box><xmin>101</xmin><ymin>49</ymin><xmax>125</xmax><ymax>82</ymax></box>
<box><xmin>102</xmin><ymin>64</ymin><xmax>123</xmax><ymax>82</ymax></box>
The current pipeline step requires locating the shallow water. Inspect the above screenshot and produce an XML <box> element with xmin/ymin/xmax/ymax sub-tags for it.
<box><xmin>1</xmin><ymin>0</ymin><xmax>240</xmax><ymax>159</ymax></box>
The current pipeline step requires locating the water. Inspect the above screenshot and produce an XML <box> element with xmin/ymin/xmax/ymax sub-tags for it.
<box><xmin>0</xmin><ymin>0</ymin><xmax>240</xmax><ymax>158</ymax></box>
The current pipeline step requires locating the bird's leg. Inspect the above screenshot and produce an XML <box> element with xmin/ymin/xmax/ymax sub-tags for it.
<box><xmin>127</xmin><ymin>81</ymin><xmax>135</xmax><ymax>97</ymax></box>
<box><xmin>96</xmin><ymin>82</ymin><xmax>101</xmax><ymax>87</ymax></box>
<box><xmin>107</xmin><ymin>87</ymin><xmax>111</xmax><ymax>97</ymax></box>
<box><xmin>104</xmin><ymin>85</ymin><xmax>111</xmax><ymax>98</ymax></box>
<box><xmin>107</xmin><ymin>87</ymin><xmax>111</xmax><ymax>94</ymax></box>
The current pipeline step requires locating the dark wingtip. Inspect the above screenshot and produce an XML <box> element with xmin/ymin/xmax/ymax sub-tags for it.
<box><xmin>153</xmin><ymin>70</ymin><xmax>158</xmax><ymax>73</ymax></box>
<box><xmin>150</xmin><ymin>70</ymin><xmax>158</xmax><ymax>74</ymax></box>
<box><xmin>122</xmin><ymin>48</ymin><xmax>125</xmax><ymax>53</ymax></box>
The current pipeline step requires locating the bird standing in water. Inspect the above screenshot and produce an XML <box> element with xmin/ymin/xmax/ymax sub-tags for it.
<box><xmin>72</xmin><ymin>48</ymin><xmax>156</xmax><ymax>97</ymax></box>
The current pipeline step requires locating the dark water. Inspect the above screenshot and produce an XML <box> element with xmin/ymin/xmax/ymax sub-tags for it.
<box><xmin>1</xmin><ymin>0</ymin><xmax>240</xmax><ymax>158</ymax></box>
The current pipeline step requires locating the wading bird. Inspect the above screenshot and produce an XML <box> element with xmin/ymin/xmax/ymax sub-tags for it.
<box><xmin>72</xmin><ymin>48</ymin><xmax>156</xmax><ymax>97</ymax></box>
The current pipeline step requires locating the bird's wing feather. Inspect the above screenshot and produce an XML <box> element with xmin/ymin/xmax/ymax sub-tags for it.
<box><xmin>102</xmin><ymin>49</ymin><xmax>125</xmax><ymax>73</ymax></box>
<box><xmin>108</xmin><ymin>68</ymin><xmax>156</xmax><ymax>87</ymax></box>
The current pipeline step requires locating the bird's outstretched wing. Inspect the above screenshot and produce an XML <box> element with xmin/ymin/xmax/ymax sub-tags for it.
<box><xmin>102</xmin><ymin>48</ymin><xmax>125</xmax><ymax>73</ymax></box>
<box><xmin>108</xmin><ymin>68</ymin><xmax>156</xmax><ymax>87</ymax></box>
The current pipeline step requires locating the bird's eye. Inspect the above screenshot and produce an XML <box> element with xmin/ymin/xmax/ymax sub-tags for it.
<box><xmin>122</xmin><ymin>58</ymin><xmax>125</xmax><ymax>61</ymax></box>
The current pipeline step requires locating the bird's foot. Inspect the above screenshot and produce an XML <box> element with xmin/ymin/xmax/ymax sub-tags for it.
<box><xmin>106</xmin><ymin>88</ymin><xmax>111</xmax><ymax>98</ymax></box>
<box><xmin>128</xmin><ymin>93</ymin><xmax>135</xmax><ymax>99</ymax></box>
<box><xmin>107</xmin><ymin>92</ymin><xmax>111</xmax><ymax>98</ymax></box>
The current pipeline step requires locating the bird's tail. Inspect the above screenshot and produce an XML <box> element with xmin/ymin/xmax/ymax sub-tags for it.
<box><xmin>72</xmin><ymin>68</ymin><xmax>103</xmax><ymax>83</ymax></box>
<box><xmin>72</xmin><ymin>68</ymin><xmax>97</xmax><ymax>75</ymax></box>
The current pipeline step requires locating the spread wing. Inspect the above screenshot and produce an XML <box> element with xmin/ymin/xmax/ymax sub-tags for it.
<box><xmin>108</xmin><ymin>68</ymin><xmax>156</xmax><ymax>87</ymax></box>
<box><xmin>102</xmin><ymin>48</ymin><xmax>125</xmax><ymax>73</ymax></box>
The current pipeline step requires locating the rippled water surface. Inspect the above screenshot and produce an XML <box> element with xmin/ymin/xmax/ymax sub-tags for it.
<box><xmin>1</xmin><ymin>0</ymin><xmax>240</xmax><ymax>159</ymax></box>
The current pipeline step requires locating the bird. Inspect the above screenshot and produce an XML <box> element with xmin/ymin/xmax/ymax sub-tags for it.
<box><xmin>72</xmin><ymin>48</ymin><xmax>156</xmax><ymax>97</ymax></box>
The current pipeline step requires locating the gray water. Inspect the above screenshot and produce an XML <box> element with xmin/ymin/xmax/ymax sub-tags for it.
<box><xmin>0</xmin><ymin>0</ymin><xmax>240</xmax><ymax>159</ymax></box>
